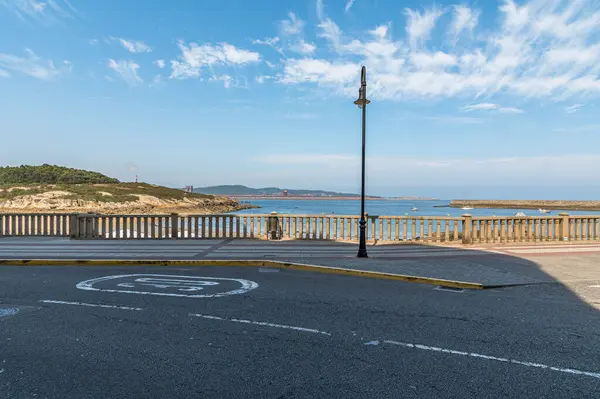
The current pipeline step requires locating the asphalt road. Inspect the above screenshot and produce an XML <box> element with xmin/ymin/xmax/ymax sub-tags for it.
<box><xmin>1</xmin><ymin>265</ymin><xmax>599</xmax><ymax>398</ymax></box>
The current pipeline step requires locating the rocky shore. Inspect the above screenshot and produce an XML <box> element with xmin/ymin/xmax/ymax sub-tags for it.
<box><xmin>0</xmin><ymin>184</ymin><xmax>258</xmax><ymax>215</ymax></box>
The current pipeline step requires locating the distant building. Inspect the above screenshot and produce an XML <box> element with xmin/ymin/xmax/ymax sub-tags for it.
<box><xmin>282</xmin><ymin>189</ymin><xmax>288</xmax><ymax>197</ymax></box>
<box><xmin>184</xmin><ymin>185</ymin><xmax>194</xmax><ymax>193</ymax></box>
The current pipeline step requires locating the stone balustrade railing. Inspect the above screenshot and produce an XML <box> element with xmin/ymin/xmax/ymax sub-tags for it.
<box><xmin>0</xmin><ymin>213</ymin><xmax>73</xmax><ymax>237</ymax></box>
<box><xmin>1</xmin><ymin>212</ymin><xmax>599</xmax><ymax>244</ymax></box>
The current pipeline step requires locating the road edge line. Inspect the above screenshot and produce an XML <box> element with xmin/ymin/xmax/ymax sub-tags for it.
<box><xmin>0</xmin><ymin>259</ymin><xmax>483</xmax><ymax>290</ymax></box>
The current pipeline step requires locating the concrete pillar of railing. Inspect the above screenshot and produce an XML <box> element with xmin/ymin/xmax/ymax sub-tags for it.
<box><xmin>559</xmin><ymin>213</ymin><xmax>570</xmax><ymax>241</ymax></box>
<box><xmin>69</xmin><ymin>213</ymin><xmax>80</xmax><ymax>239</ymax></box>
<box><xmin>267</xmin><ymin>211</ymin><xmax>280</xmax><ymax>240</ymax></box>
<box><xmin>171</xmin><ymin>213</ymin><xmax>179</xmax><ymax>239</ymax></box>
<box><xmin>462</xmin><ymin>214</ymin><xmax>473</xmax><ymax>244</ymax></box>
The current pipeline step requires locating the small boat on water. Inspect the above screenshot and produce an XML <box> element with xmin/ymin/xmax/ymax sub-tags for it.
<box><xmin>538</xmin><ymin>208</ymin><xmax>551</xmax><ymax>214</ymax></box>
<box><xmin>461</xmin><ymin>201</ymin><xmax>474</xmax><ymax>210</ymax></box>
<box><xmin>515</xmin><ymin>211</ymin><xmax>527</xmax><ymax>217</ymax></box>
<box><xmin>411</xmin><ymin>207</ymin><xmax>418</xmax><ymax>211</ymax></box>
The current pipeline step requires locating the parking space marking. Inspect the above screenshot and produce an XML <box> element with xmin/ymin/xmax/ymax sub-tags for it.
<box><xmin>365</xmin><ymin>340</ymin><xmax>600</xmax><ymax>380</ymax></box>
<box><xmin>76</xmin><ymin>274</ymin><xmax>259</xmax><ymax>298</ymax></box>
<box><xmin>40</xmin><ymin>300</ymin><xmax>143</xmax><ymax>311</ymax></box>
<box><xmin>189</xmin><ymin>313</ymin><xmax>332</xmax><ymax>336</ymax></box>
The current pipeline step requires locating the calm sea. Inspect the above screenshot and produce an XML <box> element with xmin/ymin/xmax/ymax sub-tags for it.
<box><xmin>233</xmin><ymin>199</ymin><xmax>600</xmax><ymax>217</ymax></box>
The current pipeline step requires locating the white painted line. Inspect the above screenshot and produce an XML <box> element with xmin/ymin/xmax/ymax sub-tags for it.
<box><xmin>367</xmin><ymin>340</ymin><xmax>600</xmax><ymax>380</ymax></box>
<box><xmin>475</xmin><ymin>244</ymin><xmax>600</xmax><ymax>250</ymax></box>
<box><xmin>40</xmin><ymin>300</ymin><xmax>142</xmax><ymax>311</ymax></box>
<box><xmin>189</xmin><ymin>313</ymin><xmax>331</xmax><ymax>336</ymax></box>
<box><xmin>506</xmin><ymin>247</ymin><xmax>600</xmax><ymax>254</ymax></box>
<box><xmin>76</xmin><ymin>274</ymin><xmax>259</xmax><ymax>298</ymax></box>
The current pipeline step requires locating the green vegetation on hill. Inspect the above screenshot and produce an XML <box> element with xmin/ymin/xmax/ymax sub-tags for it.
<box><xmin>194</xmin><ymin>184</ymin><xmax>364</xmax><ymax>197</ymax></box>
<box><xmin>0</xmin><ymin>183</ymin><xmax>213</xmax><ymax>203</ymax></box>
<box><xmin>0</xmin><ymin>164</ymin><xmax>119</xmax><ymax>185</ymax></box>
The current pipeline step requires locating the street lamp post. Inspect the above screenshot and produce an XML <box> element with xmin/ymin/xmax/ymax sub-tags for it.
<box><xmin>354</xmin><ymin>66</ymin><xmax>370</xmax><ymax>258</ymax></box>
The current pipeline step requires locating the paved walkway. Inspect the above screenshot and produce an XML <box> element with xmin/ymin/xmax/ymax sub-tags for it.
<box><xmin>1</xmin><ymin>238</ymin><xmax>600</xmax><ymax>289</ymax></box>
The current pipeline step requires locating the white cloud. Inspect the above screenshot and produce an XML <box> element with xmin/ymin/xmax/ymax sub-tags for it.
<box><xmin>253</xmin><ymin>37</ymin><xmax>280</xmax><ymax>46</ymax></box>
<box><xmin>0</xmin><ymin>48</ymin><xmax>64</xmax><ymax>80</ymax></box>
<box><xmin>113</xmin><ymin>37</ymin><xmax>152</xmax><ymax>53</ymax></box>
<box><xmin>252</xmin><ymin>36</ymin><xmax>284</xmax><ymax>55</ymax></box>
<box><xmin>410</xmin><ymin>52</ymin><xmax>457</xmax><ymax>69</ymax></box>
<box><xmin>209</xmin><ymin>74</ymin><xmax>236</xmax><ymax>88</ymax></box>
<box><xmin>0</xmin><ymin>0</ymin><xmax>77</xmax><ymax>24</ymax></box>
<box><xmin>289</xmin><ymin>40</ymin><xmax>316</xmax><ymax>55</ymax></box>
<box><xmin>316</xmin><ymin>0</ymin><xmax>343</xmax><ymax>51</ymax></box>
<box><xmin>107</xmin><ymin>59</ymin><xmax>142</xmax><ymax>85</ymax></box>
<box><xmin>170</xmin><ymin>41</ymin><xmax>260</xmax><ymax>79</ymax></box>
<box><xmin>344</xmin><ymin>0</ymin><xmax>355</xmax><ymax>12</ymax></box>
<box><xmin>449</xmin><ymin>5</ymin><xmax>479</xmax><ymax>41</ymax></box>
<box><xmin>565</xmin><ymin>103</ymin><xmax>584</xmax><ymax>113</ymax></box>
<box><xmin>279</xmin><ymin>59</ymin><xmax>358</xmax><ymax>85</ymax></box>
<box><xmin>463</xmin><ymin>103</ymin><xmax>524</xmax><ymax>114</ymax></box>
<box><xmin>463</xmin><ymin>103</ymin><xmax>499</xmax><ymax>111</ymax></box>
<box><xmin>154</xmin><ymin>59</ymin><xmax>166</xmax><ymax>69</ymax></box>
<box><xmin>497</xmin><ymin>106</ymin><xmax>524</xmax><ymax>114</ymax></box>
<box><xmin>280</xmin><ymin>12</ymin><xmax>304</xmax><ymax>35</ymax></box>
<box><xmin>89</xmin><ymin>39</ymin><xmax>99</xmax><ymax>45</ymax></box>
<box><xmin>278</xmin><ymin>0</ymin><xmax>600</xmax><ymax>102</ymax></box>
<box><xmin>369</xmin><ymin>25</ymin><xmax>389</xmax><ymax>40</ymax></box>
<box><xmin>405</xmin><ymin>7</ymin><xmax>444</xmax><ymax>48</ymax></box>
<box><xmin>255</xmin><ymin>75</ymin><xmax>274</xmax><ymax>84</ymax></box>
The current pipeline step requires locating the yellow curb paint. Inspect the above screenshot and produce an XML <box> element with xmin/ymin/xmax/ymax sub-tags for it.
<box><xmin>0</xmin><ymin>259</ymin><xmax>483</xmax><ymax>290</ymax></box>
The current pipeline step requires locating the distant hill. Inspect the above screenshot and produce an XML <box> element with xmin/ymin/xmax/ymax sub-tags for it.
<box><xmin>0</xmin><ymin>164</ymin><xmax>119</xmax><ymax>185</ymax></box>
<box><xmin>194</xmin><ymin>185</ymin><xmax>362</xmax><ymax>197</ymax></box>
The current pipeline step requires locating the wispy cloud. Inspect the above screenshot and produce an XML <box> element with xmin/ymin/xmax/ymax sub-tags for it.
<box><xmin>170</xmin><ymin>41</ymin><xmax>260</xmax><ymax>79</ymax></box>
<box><xmin>289</xmin><ymin>40</ymin><xmax>316</xmax><ymax>55</ymax></box>
<box><xmin>0</xmin><ymin>0</ymin><xmax>77</xmax><ymax>24</ymax></box>
<box><xmin>344</xmin><ymin>0</ymin><xmax>355</xmax><ymax>12</ymax></box>
<box><xmin>462</xmin><ymin>103</ymin><xmax>524</xmax><ymax>114</ymax></box>
<box><xmin>277</xmin><ymin>0</ymin><xmax>600</xmax><ymax>103</ymax></box>
<box><xmin>279</xmin><ymin>12</ymin><xmax>304</xmax><ymax>35</ymax></box>
<box><xmin>448</xmin><ymin>5</ymin><xmax>479</xmax><ymax>42</ymax></box>
<box><xmin>154</xmin><ymin>59</ymin><xmax>166</xmax><ymax>69</ymax></box>
<box><xmin>112</xmin><ymin>37</ymin><xmax>152</xmax><ymax>53</ymax></box>
<box><xmin>565</xmin><ymin>104</ymin><xmax>584</xmax><ymax>113</ymax></box>
<box><xmin>0</xmin><ymin>49</ymin><xmax>66</xmax><ymax>80</ymax></box>
<box><xmin>405</xmin><ymin>7</ymin><xmax>444</xmax><ymax>48</ymax></box>
<box><xmin>107</xmin><ymin>59</ymin><xmax>142</xmax><ymax>85</ymax></box>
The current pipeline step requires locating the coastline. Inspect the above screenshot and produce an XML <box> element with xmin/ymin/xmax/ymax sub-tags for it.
<box><xmin>450</xmin><ymin>200</ymin><xmax>600</xmax><ymax>211</ymax></box>
<box><xmin>230</xmin><ymin>196</ymin><xmax>437</xmax><ymax>201</ymax></box>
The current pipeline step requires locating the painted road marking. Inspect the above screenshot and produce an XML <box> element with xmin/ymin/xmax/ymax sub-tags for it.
<box><xmin>507</xmin><ymin>247</ymin><xmax>600</xmax><ymax>254</ymax></box>
<box><xmin>189</xmin><ymin>313</ymin><xmax>332</xmax><ymax>336</ymax></box>
<box><xmin>76</xmin><ymin>274</ymin><xmax>258</xmax><ymax>298</ymax></box>
<box><xmin>365</xmin><ymin>340</ymin><xmax>600</xmax><ymax>380</ymax></box>
<box><xmin>0</xmin><ymin>307</ymin><xmax>19</xmax><ymax>318</ymax></box>
<box><xmin>40</xmin><ymin>300</ymin><xmax>142</xmax><ymax>311</ymax></box>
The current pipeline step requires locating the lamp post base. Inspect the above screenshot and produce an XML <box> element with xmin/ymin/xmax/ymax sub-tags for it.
<box><xmin>357</xmin><ymin>219</ymin><xmax>368</xmax><ymax>258</ymax></box>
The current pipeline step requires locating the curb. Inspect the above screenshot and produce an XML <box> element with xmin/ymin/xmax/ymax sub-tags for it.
<box><xmin>0</xmin><ymin>259</ymin><xmax>484</xmax><ymax>290</ymax></box>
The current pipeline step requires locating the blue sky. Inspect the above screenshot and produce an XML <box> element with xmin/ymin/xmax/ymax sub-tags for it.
<box><xmin>1</xmin><ymin>0</ymin><xmax>600</xmax><ymax>199</ymax></box>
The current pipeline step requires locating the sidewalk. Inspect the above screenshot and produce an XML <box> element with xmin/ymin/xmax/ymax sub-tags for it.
<box><xmin>1</xmin><ymin>237</ymin><xmax>600</xmax><ymax>288</ymax></box>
